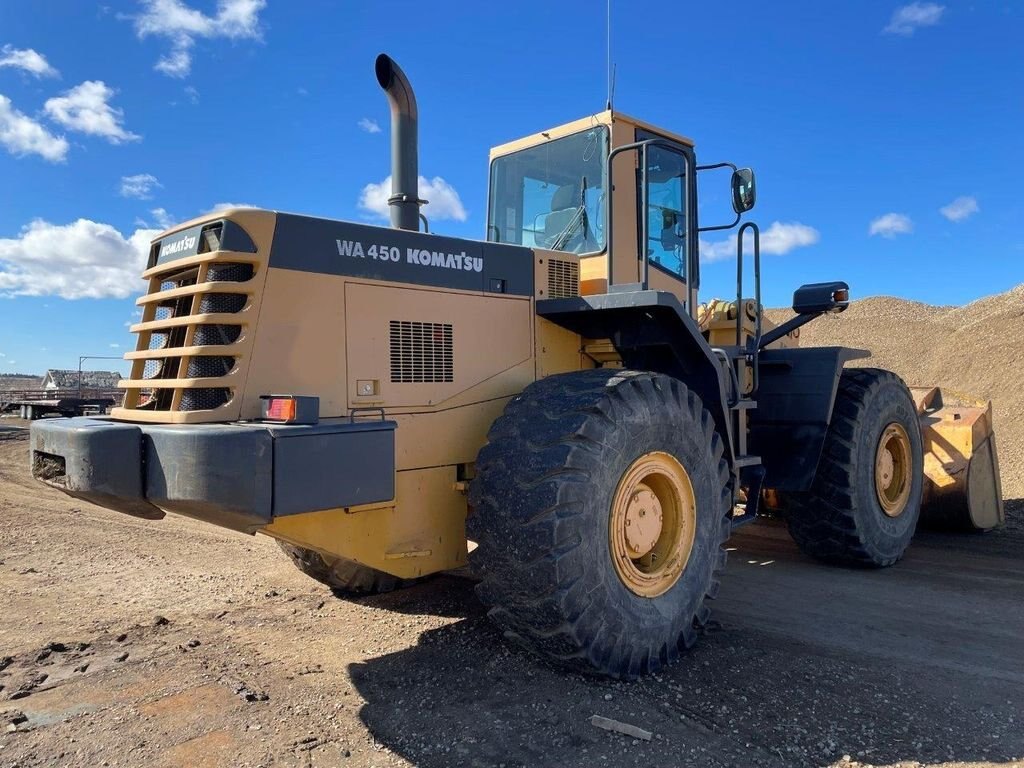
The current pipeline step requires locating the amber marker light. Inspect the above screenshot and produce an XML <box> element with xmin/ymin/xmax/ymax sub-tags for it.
<box><xmin>259</xmin><ymin>395</ymin><xmax>319</xmax><ymax>424</ymax></box>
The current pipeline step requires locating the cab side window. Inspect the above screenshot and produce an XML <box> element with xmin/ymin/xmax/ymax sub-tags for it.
<box><xmin>643</xmin><ymin>145</ymin><xmax>687</xmax><ymax>278</ymax></box>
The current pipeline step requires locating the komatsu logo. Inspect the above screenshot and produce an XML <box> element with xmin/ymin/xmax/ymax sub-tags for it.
<box><xmin>336</xmin><ymin>239</ymin><xmax>483</xmax><ymax>273</ymax></box>
<box><xmin>161</xmin><ymin>235</ymin><xmax>197</xmax><ymax>258</ymax></box>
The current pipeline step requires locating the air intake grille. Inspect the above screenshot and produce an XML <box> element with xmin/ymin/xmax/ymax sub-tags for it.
<box><xmin>179</xmin><ymin>388</ymin><xmax>231</xmax><ymax>411</ymax></box>
<box><xmin>193</xmin><ymin>323</ymin><xmax>242</xmax><ymax>346</ymax></box>
<box><xmin>199</xmin><ymin>293</ymin><xmax>247</xmax><ymax>314</ymax></box>
<box><xmin>207</xmin><ymin>263</ymin><xmax>254</xmax><ymax>283</ymax></box>
<box><xmin>186</xmin><ymin>356</ymin><xmax>235</xmax><ymax>378</ymax></box>
<box><xmin>547</xmin><ymin>259</ymin><xmax>580</xmax><ymax>298</ymax></box>
<box><xmin>123</xmin><ymin>232</ymin><xmax>256</xmax><ymax>415</ymax></box>
<box><xmin>389</xmin><ymin>321</ymin><xmax>454</xmax><ymax>383</ymax></box>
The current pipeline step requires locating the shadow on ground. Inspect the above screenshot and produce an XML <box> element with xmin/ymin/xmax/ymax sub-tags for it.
<box><xmin>349</xmin><ymin>568</ymin><xmax>1023</xmax><ymax>768</ymax></box>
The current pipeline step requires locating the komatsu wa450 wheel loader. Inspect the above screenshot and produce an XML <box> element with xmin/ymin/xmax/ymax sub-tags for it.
<box><xmin>31</xmin><ymin>55</ymin><xmax>1003</xmax><ymax>678</ymax></box>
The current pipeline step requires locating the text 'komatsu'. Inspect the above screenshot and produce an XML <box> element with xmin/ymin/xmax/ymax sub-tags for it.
<box><xmin>336</xmin><ymin>239</ymin><xmax>483</xmax><ymax>272</ymax></box>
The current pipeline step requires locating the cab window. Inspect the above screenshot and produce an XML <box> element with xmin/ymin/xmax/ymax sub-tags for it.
<box><xmin>642</xmin><ymin>143</ymin><xmax>687</xmax><ymax>278</ymax></box>
<box><xmin>487</xmin><ymin>127</ymin><xmax>608</xmax><ymax>254</ymax></box>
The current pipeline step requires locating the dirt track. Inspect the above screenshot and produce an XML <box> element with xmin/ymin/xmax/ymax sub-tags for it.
<box><xmin>0</xmin><ymin>426</ymin><xmax>1022</xmax><ymax>768</ymax></box>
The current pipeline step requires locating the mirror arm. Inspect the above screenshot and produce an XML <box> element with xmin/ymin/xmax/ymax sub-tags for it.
<box><xmin>696</xmin><ymin>162</ymin><xmax>738</xmax><ymax>173</ymax></box>
<box><xmin>758</xmin><ymin>312</ymin><xmax>821</xmax><ymax>350</ymax></box>
<box><xmin>696</xmin><ymin>161</ymin><xmax>744</xmax><ymax>232</ymax></box>
<box><xmin>697</xmin><ymin>211</ymin><xmax>742</xmax><ymax>233</ymax></box>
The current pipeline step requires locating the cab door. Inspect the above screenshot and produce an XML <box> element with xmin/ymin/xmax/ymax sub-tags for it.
<box><xmin>636</xmin><ymin>129</ymin><xmax>696</xmax><ymax>309</ymax></box>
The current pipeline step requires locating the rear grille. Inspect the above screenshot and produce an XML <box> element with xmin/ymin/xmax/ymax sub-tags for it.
<box><xmin>389</xmin><ymin>321</ymin><xmax>454</xmax><ymax>383</ymax></box>
<box><xmin>179</xmin><ymin>388</ymin><xmax>231</xmax><ymax>412</ymax></box>
<box><xmin>125</xmin><ymin>249</ymin><xmax>256</xmax><ymax>414</ymax></box>
<box><xmin>199</xmin><ymin>293</ymin><xmax>247</xmax><ymax>314</ymax></box>
<box><xmin>186</xmin><ymin>356</ymin><xmax>235</xmax><ymax>378</ymax></box>
<box><xmin>547</xmin><ymin>258</ymin><xmax>579</xmax><ymax>298</ymax></box>
<box><xmin>193</xmin><ymin>324</ymin><xmax>242</xmax><ymax>346</ymax></box>
<box><xmin>207</xmin><ymin>263</ymin><xmax>253</xmax><ymax>282</ymax></box>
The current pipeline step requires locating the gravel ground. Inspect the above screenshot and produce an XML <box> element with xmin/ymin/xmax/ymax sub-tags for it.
<box><xmin>0</xmin><ymin>425</ymin><xmax>1022</xmax><ymax>767</ymax></box>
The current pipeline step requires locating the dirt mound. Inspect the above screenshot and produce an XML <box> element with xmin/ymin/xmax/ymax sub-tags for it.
<box><xmin>766</xmin><ymin>284</ymin><xmax>1024</xmax><ymax>498</ymax></box>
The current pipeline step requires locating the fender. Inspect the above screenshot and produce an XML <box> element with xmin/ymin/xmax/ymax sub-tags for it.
<box><xmin>748</xmin><ymin>346</ymin><xmax>870</xmax><ymax>491</ymax></box>
<box><xmin>537</xmin><ymin>290</ymin><xmax>736</xmax><ymax>463</ymax></box>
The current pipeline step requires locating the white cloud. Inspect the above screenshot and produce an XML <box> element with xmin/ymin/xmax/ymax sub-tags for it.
<box><xmin>869</xmin><ymin>212</ymin><xmax>913</xmax><ymax>238</ymax></box>
<box><xmin>358</xmin><ymin>117</ymin><xmax>381</xmax><ymax>134</ymax></box>
<box><xmin>0</xmin><ymin>352</ymin><xmax>5</xmax><ymax>357</ymax></box>
<box><xmin>109</xmin><ymin>343</ymin><xmax>121</xmax><ymax>348</ymax></box>
<box><xmin>207</xmin><ymin>202</ymin><xmax>257</xmax><ymax>213</ymax></box>
<box><xmin>0</xmin><ymin>45</ymin><xmax>59</xmax><ymax>78</ymax></box>
<box><xmin>883</xmin><ymin>3</ymin><xmax>945</xmax><ymax>35</ymax></box>
<box><xmin>0</xmin><ymin>94</ymin><xmax>68</xmax><ymax>162</ymax></box>
<box><xmin>156</xmin><ymin>49</ymin><xmax>191</xmax><ymax>78</ymax></box>
<box><xmin>119</xmin><ymin>173</ymin><xmax>161</xmax><ymax>199</ymax></box>
<box><xmin>359</xmin><ymin>175</ymin><xmax>468</xmax><ymax>223</ymax></box>
<box><xmin>700</xmin><ymin>221</ymin><xmax>820</xmax><ymax>263</ymax></box>
<box><xmin>184</xmin><ymin>85</ymin><xmax>199</xmax><ymax>104</ymax></box>
<box><xmin>0</xmin><ymin>218</ymin><xmax>157</xmax><ymax>299</ymax></box>
<box><xmin>150</xmin><ymin>208</ymin><xmax>176</xmax><ymax>229</ymax></box>
<box><xmin>134</xmin><ymin>0</ymin><xmax>267</xmax><ymax>78</ymax></box>
<box><xmin>43</xmin><ymin>81</ymin><xmax>140</xmax><ymax>144</ymax></box>
<box><xmin>939</xmin><ymin>195</ymin><xmax>979</xmax><ymax>222</ymax></box>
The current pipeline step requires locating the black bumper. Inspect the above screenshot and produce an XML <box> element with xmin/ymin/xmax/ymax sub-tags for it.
<box><xmin>30</xmin><ymin>417</ymin><xmax>396</xmax><ymax>533</ymax></box>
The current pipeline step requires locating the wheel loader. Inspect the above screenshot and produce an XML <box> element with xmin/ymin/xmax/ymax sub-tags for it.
<box><xmin>30</xmin><ymin>54</ymin><xmax>1004</xmax><ymax>679</ymax></box>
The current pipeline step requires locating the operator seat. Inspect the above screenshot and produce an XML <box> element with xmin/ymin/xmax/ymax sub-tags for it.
<box><xmin>543</xmin><ymin>184</ymin><xmax>580</xmax><ymax>249</ymax></box>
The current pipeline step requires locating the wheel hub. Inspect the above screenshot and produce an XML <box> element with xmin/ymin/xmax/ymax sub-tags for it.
<box><xmin>609</xmin><ymin>452</ymin><xmax>697</xmax><ymax>598</ymax></box>
<box><xmin>875</xmin><ymin>422</ymin><xmax>911</xmax><ymax>517</ymax></box>
<box><xmin>622</xmin><ymin>484</ymin><xmax>664</xmax><ymax>558</ymax></box>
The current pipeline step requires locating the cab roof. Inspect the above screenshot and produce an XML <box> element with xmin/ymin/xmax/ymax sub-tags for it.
<box><xmin>489</xmin><ymin>109</ymin><xmax>695</xmax><ymax>161</ymax></box>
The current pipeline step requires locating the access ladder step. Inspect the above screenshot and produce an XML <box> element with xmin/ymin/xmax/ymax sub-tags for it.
<box><xmin>733</xmin><ymin>454</ymin><xmax>761</xmax><ymax>468</ymax></box>
<box><xmin>731</xmin><ymin>399</ymin><xmax>757</xmax><ymax>411</ymax></box>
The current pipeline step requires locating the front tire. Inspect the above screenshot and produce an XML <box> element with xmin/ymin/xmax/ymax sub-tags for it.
<box><xmin>783</xmin><ymin>368</ymin><xmax>924</xmax><ymax>567</ymax></box>
<box><xmin>468</xmin><ymin>369</ymin><xmax>731</xmax><ymax>679</ymax></box>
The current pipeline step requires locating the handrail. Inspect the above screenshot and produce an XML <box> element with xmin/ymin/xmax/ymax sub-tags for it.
<box><xmin>736</xmin><ymin>221</ymin><xmax>762</xmax><ymax>396</ymax></box>
<box><xmin>710</xmin><ymin>347</ymin><xmax>741</xmax><ymax>408</ymax></box>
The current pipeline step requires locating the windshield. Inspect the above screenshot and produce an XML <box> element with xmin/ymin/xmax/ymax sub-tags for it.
<box><xmin>487</xmin><ymin>126</ymin><xmax>608</xmax><ymax>254</ymax></box>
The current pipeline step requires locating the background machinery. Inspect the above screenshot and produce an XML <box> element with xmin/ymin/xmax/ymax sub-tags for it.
<box><xmin>30</xmin><ymin>55</ymin><xmax>1003</xmax><ymax>678</ymax></box>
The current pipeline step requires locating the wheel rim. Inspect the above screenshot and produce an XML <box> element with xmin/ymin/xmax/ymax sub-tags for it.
<box><xmin>609</xmin><ymin>451</ymin><xmax>697</xmax><ymax>598</ymax></box>
<box><xmin>875</xmin><ymin>422</ymin><xmax>912</xmax><ymax>517</ymax></box>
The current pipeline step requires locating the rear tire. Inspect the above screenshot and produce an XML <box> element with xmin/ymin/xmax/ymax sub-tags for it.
<box><xmin>468</xmin><ymin>369</ymin><xmax>731</xmax><ymax>679</ymax></box>
<box><xmin>278</xmin><ymin>542</ymin><xmax>422</xmax><ymax>596</ymax></box>
<box><xmin>782</xmin><ymin>368</ymin><xmax>923</xmax><ymax>567</ymax></box>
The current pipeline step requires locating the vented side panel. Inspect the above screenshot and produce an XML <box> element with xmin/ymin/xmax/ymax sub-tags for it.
<box><xmin>389</xmin><ymin>321</ymin><xmax>454</xmax><ymax>383</ymax></box>
<box><xmin>547</xmin><ymin>259</ymin><xmax>580</xmax><ymax>299</ymax></box>
<box><xmin>125</xmin><ymin>251</ymin><xmax>255</xmax><ymax>415</ymax></box>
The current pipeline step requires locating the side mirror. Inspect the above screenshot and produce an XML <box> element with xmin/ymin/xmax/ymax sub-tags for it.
<box><xmin>731</xmin><ymin>168</ymin><xmax>756</xmax><ymax>213</ymax></box>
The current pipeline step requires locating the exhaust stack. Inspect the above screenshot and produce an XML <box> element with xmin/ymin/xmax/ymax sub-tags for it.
<box><xmin>375</xmin><ymin>54</ymin><xmax>421</xmax><ymax>232</ymax></box>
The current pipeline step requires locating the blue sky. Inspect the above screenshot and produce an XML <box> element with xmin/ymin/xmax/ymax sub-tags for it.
<box><xmin>0</xmin><ymin>0</ymin><xmax>1021</xmax><ymax>375</ymax></box>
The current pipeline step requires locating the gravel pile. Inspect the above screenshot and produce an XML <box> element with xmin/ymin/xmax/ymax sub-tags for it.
<box><xmin>766</xmin><ymin>283</ymin><xmax>1024</xmax><ymax>498</ymax></box>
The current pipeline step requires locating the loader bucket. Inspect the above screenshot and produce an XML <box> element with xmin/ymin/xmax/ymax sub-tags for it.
<box><xmin>911</xmin><ymin>387</ymin><xmax>1004</xmax><ymax>531</ymax></box>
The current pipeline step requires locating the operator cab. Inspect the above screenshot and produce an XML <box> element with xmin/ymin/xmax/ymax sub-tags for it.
<box><xmin>486</xmin><ymin>111</ymin><xmax>755</xmax><ymax>313</ymax></box>
<box><xmin>487</xmin><ymin>111</ymin><xmax>699</xmax><ymax>306</ymax></box>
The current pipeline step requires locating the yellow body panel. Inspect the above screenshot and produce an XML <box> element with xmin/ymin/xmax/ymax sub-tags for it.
<box><xmin>265</xmin><ymin>466</ymin><xmax>469</xmax><ymax>578</ymax></box>
<box><xmin>344</xmin><ymin>282</ymin><xmax>532</xmax><ymax>408</ymax></box>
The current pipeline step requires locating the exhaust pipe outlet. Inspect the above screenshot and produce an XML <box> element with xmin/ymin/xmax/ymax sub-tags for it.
<box><xmin>375</xmin><ymin>54</ymin><xmax>422</xmax><ymax>232</ymax></box>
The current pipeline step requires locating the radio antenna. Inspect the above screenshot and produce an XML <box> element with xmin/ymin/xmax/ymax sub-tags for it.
<box><xmin>606</xmin><ymin>0</ymin><xmax>613</xmax><ymax>110</ymax></box>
